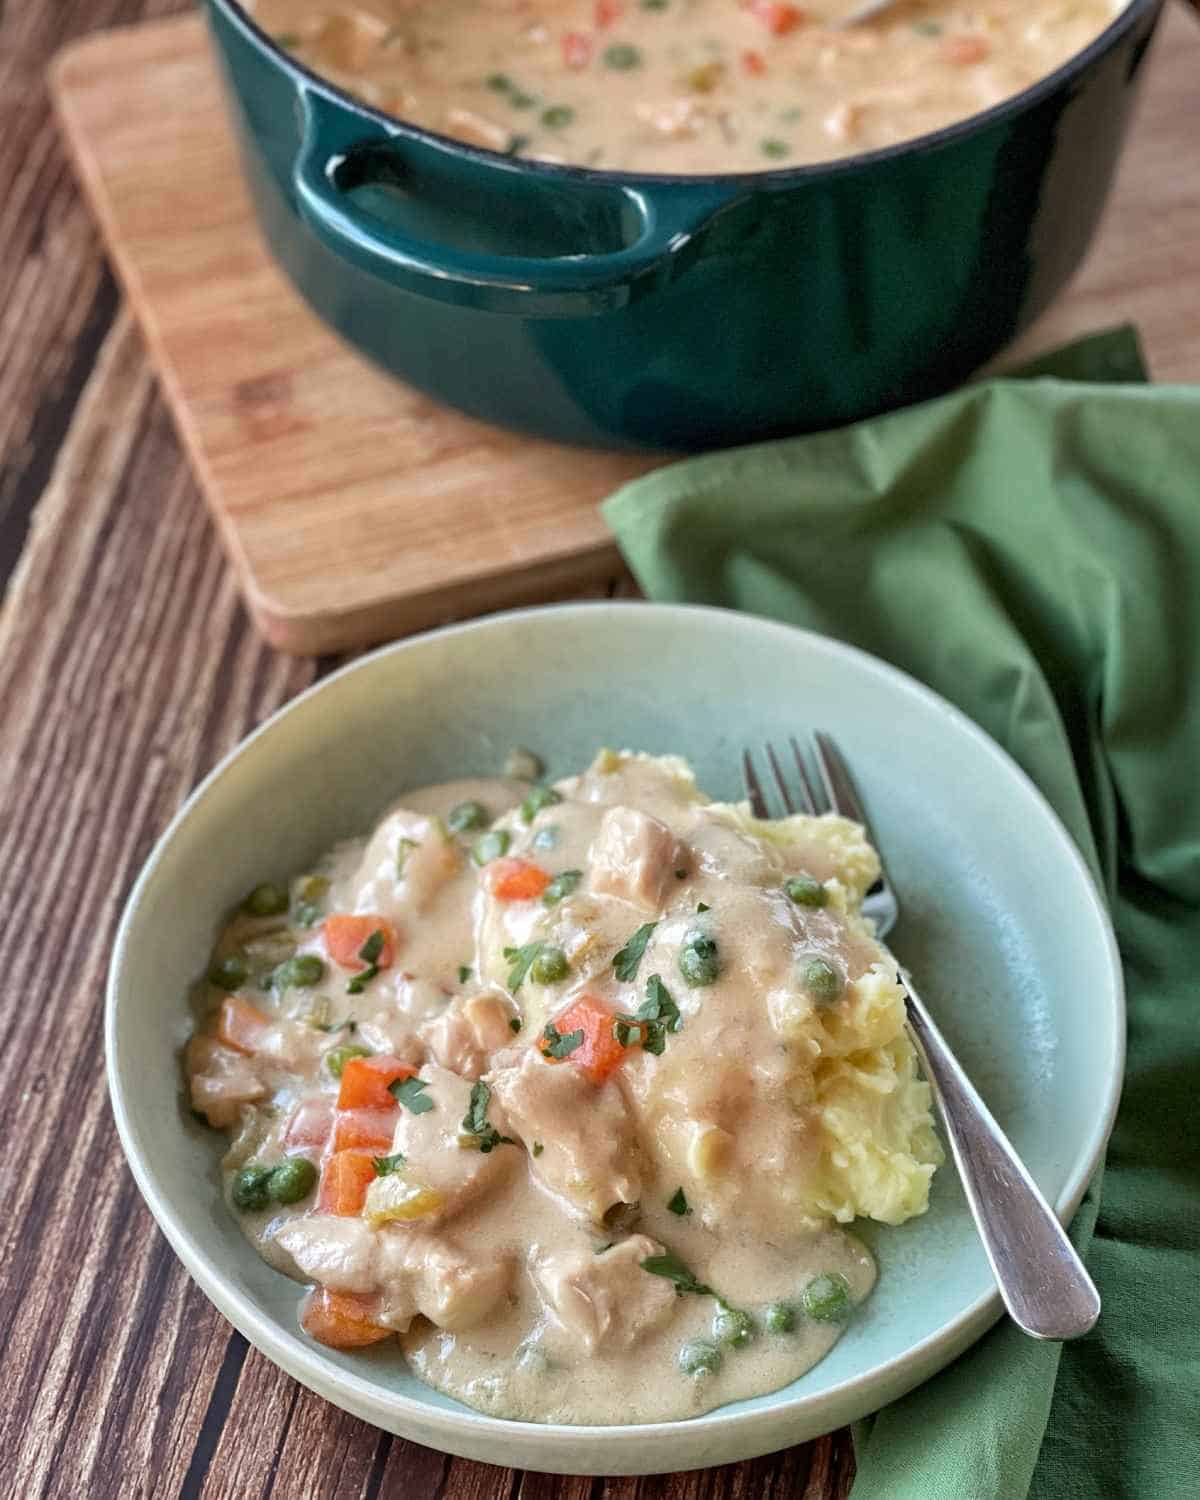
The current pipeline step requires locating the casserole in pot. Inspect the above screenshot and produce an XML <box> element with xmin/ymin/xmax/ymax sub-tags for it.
<box><xmin>205</xmin><ymin>0</ymin><xmax>1164</xmax><ymax>449</ymax></box>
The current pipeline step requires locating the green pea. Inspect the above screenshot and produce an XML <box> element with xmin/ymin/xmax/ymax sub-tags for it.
<box><xmin>208</xmin><ymin>954</ymin><xmax>248</xmax><ymax>991</ymax></box>
<box><xmin>326</xmin><ymin>1043</ymin><xmax>372</xmax><ymax>1079</ymax></box>
<box><xmin>269</xmin><ymin>1156</ymin><xmax>318</xmax><ymax>1205</ymax></box>
<box><xmin>472</xmin><ymin>829</ymin><xmax>511</xmax><ymax>865</ymax></box>
<box><xmin>242</xmin><ymin>882</ymin><xmax>288</xmax><ymax>917</ymax></box>
<box><xmin>760</xmin><ymin>138</ymin><xmax>790</xmax><ymax>160</ymax></box>
<box><xmin>603</xmin><ymin>44</ymin><xmax>642</xmax><ymax>70</ymax></box>
<box><xmin>713</xmin><ymin>1307</ymin><xmax>756</xmax><ymax>1348</ymax></box>
<box><xmin>677</xmin><ymin>1339</ymin><xmax>722</xmax><ymax>1378</ymax></box>
<box><xmin>802</xmin><ymin>957</ymin><xmax>843</xmax><ymax>1005</ymax></box>
<box><xmin>802</xmin><ymin>1272</ymin><xmax>852</xmax><ymax>1322</ymax></box>
<box><xmin>530</xmin><ymin>946</ymin><xmax>570</xmax><ymax>985</ymax></box>
<box><xmin>765</xmin><ymin>1301</ymin><xmax>797</xmax><ymax>1334</ymax></box>
<box><xmin>504</xmin><ymin>747</ymin><xmax>543</xmax><ymax>780</ymax></box>
<box><xmin>542</xmin><ymin>869</ymin><xmax>582</xmax><ymax>906</ymax></box>
<box><xmin>679</xmin><ymin>931</ymin><xmax>720</xmax><ymax>987</ymax></box>
<box><xmin>784</xmin><ymin>874</ymin><xmax>827</xmax><ymax>908</ymax></box>
<box><xmin>448</xmin><ymin>800</ymin><xmax>490</xmax><ymax>833</ymax></box>
<box><xmin>541</xmin><ymin>105</ymin><xmax>575</xmax><ymax>128</ymax></box>
<box><xmin>272</xmin><ymin>953</ymin><xmax>326</xmax><ymax>989</ymax></box>
<box><xmin>521</xmin><ymin>785</ymin><xmax>563</xmax><ymax>823</ymax></box>
<box><xmin>231</xmin><ymin>1164</ymin><xmax>273</xmax><ymax>1212</ymax></box>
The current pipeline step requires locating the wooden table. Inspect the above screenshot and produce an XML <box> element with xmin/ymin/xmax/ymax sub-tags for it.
<box><xmin>1</xmin><ymin>2</ymin><xmax>1196</xmax><ymax>1495</ymax></box>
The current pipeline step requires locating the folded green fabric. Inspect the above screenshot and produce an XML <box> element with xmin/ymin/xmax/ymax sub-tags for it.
<box><xmin>603</xmin><ymin>328</ymin><xmax>1200</xmax><ymax>1500</ymax></box>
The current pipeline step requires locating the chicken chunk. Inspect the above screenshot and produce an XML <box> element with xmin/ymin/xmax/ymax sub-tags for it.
<box><xmin>352</xmin><ymin>806</ymin><xmax>463</xmax><ymax>916</ymax></box>
<box><xmin>489</xmin><ymin>1049</ymin><xmax>642</xmax><ymax>1225</ymax></box>
<box><xmin>379</xmin><ymin>1231</ymin><xmax>514</xmax><ymax>1332</ymax></box>
<box><xmin>421</xmin><ymin>992</ymin><xmax>518</xmax><ymax>1081</ymax></box>
<box><xmin>589</xmin><ymin>805</ymin><xmax>682</xmax><ymax>912</ymax></box>
<box><xmin>533</xmin><ymin>1234</ymin><xmax>677</xmax><ymax>1354</ymax></box>
<box><xmin>390</xmin><ymin>1064</ymin><xmax>518</xmax><ymax>1222</ymax></box>
<box><xmin>186</xmin><ymin>1035</ymin><xmax>265</xmax><ymax>1129</ymax></box>
<box><xmin>271</xmin><ymin>1214</ymin><xmax>379</xmax><ymax>1295</ymax></box>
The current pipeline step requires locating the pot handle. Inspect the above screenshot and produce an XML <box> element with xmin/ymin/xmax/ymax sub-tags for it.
<box><xmin>292</xmin><ymin>92</ymin><xmax>736</xmax><ymax>317</ymax></box>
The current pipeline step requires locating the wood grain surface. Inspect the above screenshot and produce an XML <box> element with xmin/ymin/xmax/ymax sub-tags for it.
<box><xmin>49</xmin><ymin>3</ymin><xmax>1200</xmax><ymax>655</ymax></box>
<box><xmin>3</xmin><ymin>2</ymin><xmax>1198</xmax><ymax>1496</ymax></box>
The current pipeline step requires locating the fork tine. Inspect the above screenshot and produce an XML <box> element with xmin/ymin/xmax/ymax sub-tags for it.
<box><xmin>812</xmin><ymin>731</ymin><xmax>867</xmax><ymax>825</ymax></box>
<box><xmin>765</xmin><ymin>743</ymin><xmax>796</xmax><ymax>815</ymax></box>
<box><xmin>788</xmin><ymin>736</ymin><xmax>820</xmax><ymax>814</ymax></box>
<box><xmin>741</xmin><ymin>748</ymin><xmax>770</xmax><ymax>819</ymax></box>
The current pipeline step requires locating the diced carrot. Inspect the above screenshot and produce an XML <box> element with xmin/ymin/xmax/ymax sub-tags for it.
<box><xmin>337</xmin><ymin>1054</ymin><xmax>415</xmax><ymax>1111</ymax></box>
<box><xmin>318</xmin><ymin>1150</ymin><xmax>377</xmax><ymax>1216</ymax></box>
<box><xmin>301</xmin><ymin>1288</ymin><xmax>392</xmax><ymax>1349</ymax></box>
<box><xmin>540</xmin><ymin>993</ymin><xmax>627</xmax><ymax>1085</ymax></box>
<box><xmin>333</xmin><ymin>1106</ymin><xmax>399</xmax><ymax>1153</ymax></box>
<box><xmin>942</xmin><ymin>35</ymin><xmax>990</xmax><ymax>64</ymax></box>
<box><xmin>323</xmin><ymin>914</ymin><xmax>398</xmax><ymax>970</ymax></box>
<box><xmin>594</xmin><ymin>0</ymin><xmax>623</xmax><ymax>26</ymax></box>
<box><xmin>562</xmin><ymin>31</ymin><xmax>592</xmax><ymax>69</ymax></box>
<box><xmin>742</xmin><ymin>48</ymin><xmax>768</xmax><ymax>76</ymax></box>
<box><xmin>284</xmin><ymin>1096</ymin><xmax>335</xmax><ymax>1150</ymax></box>
<box><xmin>746</xmin><ymin>1</ymin><xmax>807</xmax><ymax>35</ymax></box>
<box><xmin>216</xmin><ymin>996</ymin><xmax>273</xmax><ymax>1055</ymax></box>
<box><xmin>486</xmin><ymin>857</ymin><xmax>551</xmax><ymax>903</ymax></box>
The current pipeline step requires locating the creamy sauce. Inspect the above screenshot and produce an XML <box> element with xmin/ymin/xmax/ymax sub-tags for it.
<box><xmin>186</xmin><ymin>752</ymin><xmax>940</xmax><ymax>1424</ymax></box>
<box><xmin>247</xmin><ymin>0</ymin><xmax>1125</xmax><ymax>172</ymax></box>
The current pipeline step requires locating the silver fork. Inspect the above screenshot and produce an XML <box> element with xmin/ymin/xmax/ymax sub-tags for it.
<box><xmin>743</xmin><ymin>734</ymin><xmax>1101</xmax><ymax>1342</ymax></box>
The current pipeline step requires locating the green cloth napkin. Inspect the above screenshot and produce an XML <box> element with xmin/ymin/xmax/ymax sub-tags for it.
<box><xmin>603</xmin><ymin>328</ymin><xmax>1199</xmax><ymax>1500</ymax></box>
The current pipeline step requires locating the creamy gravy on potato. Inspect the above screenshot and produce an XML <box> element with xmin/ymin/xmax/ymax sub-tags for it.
<box><xmin>187</xmin><ymin>751</ymin><xmax>940</xmax><ymax>1423</ymax></box>
<box><xmin>248</xmin><ymin>0</ymin><xmax>1124</xmax><ymax>171</ymax></box>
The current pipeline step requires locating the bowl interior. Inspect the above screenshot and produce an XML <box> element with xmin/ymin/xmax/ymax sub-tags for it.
<box><xmin>108</xmin><ymin>603</ymin><xmax>1120</xmax><ymax>1471</ymax></box>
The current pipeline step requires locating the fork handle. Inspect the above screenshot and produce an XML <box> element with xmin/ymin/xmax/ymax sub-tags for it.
<box><xmin>901</xmin><ymin>974</ymin><xmax>1101</xmax><ymax>1341</ymax></box>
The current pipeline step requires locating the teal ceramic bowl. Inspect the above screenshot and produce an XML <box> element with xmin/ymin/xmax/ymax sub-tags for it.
<box><xmin>107</xmin><ymin>604</ymin><xmax>1122</xmax><ymax>1474</ymax></box>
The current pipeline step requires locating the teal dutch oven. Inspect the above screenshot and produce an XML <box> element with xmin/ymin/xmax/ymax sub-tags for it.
<box><xmin>205</xmin><ymin>0</ymin><xmax>1164</xmax><ymax>451</ymax></box>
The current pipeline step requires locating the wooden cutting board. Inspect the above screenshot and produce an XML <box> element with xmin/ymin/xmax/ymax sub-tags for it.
<box><xmin>50</xmin><ymin>7</ymin><xmax>1200</xmax><ymax>656</ymax></box>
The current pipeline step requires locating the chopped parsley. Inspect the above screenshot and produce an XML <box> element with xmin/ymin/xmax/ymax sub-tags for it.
<box><xmin>372</xmin><ymin>1153</ymin><xmax>405</xmax><ymax>1176</ymax></box>
<box><xmin>509</xmin><ymin>1017</ymin><xmax>522</xmax><ymax>1033</ymax></box>
<box><xmin>390</xmin><ymin>1075</ymin><xmax>434</xmax><ymax>1115</ymax></box>
<box><xmin>313</xmin><ymin>1018</ymin><xmax>357</xmax><ymax>1034</ymax></box>
<box><xmin>640</xmin><ymin>1249</ymin><xmax>713</xmax><ymax>1297</ymax></box>
<box><xmin>541</xmin><ymin>1023</ymin><xmax>585</xmax><ymax>1060</ymax></box>
<box><xmin>613</xmin><ymin>921</ymin><xmax>658</xmax><ymax>982</ymax></box>
<box><xmin>696</xmin><ymin>902</ymin><xmax>710</xmax><ymax>913</ymax></box>
<box><xmin>613</xmin><ymin>973</ymin><xmax>682</xmax><ymax>1056</ymax></box>
<box><xmin>532</xmin><ymin>1141</ymin><xmax>544</xmax><ymax>1158</ymax></box>
<box><xmin>667</xmin><ymin>1186</ymin><xmax>691</xmax><ymax>1216</ymax></box>
<box><xmin>521</xmin><ymin>785</ymin><xmax>562</xmax><ymax>822</ymax></box>
<box><xmin>542</xmin><ymin>869</ymin><xmax>582</xmax><ymax>906</ymax></box>
<box><xmin>504</xmin><ymin>941</ymin><xmax>546</xmax><ymax>992</ymax></box>
<box><xmin>457</xmin><ymin>964</ymin><xmax>472</xmax><ymax>983</ymax></box>
<box><xmin>461</xmin><ymin>1080</ymin><xmax>515</xmax><ymax>1154</ymax></box>
<box><xmin>346</xmin><ymin>928</ymin><xmax>385</xmax><ymax>994</ymax></box>
<box><xmin>674</xmin><ymin>868</ymin><xmax>687</xmax><ymax>880</ymax></box>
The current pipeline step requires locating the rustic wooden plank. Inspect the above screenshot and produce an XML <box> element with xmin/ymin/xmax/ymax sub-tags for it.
<box><xmin>0</xmin><ymin>0</ymin><xmax>192</xmax><ymax>590</ymax></box>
